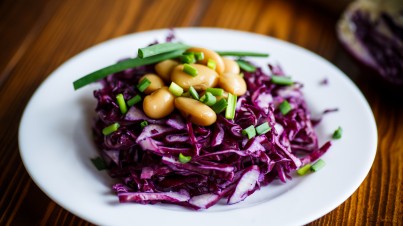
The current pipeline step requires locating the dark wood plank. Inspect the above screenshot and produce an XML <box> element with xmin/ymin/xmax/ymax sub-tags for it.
<box><xmin>0</xmin><ymin>0</ymin><xmax>58</xmax><ymax>88</ymax></box>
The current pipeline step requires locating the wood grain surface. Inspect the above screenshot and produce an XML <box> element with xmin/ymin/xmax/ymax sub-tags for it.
<box><xmin>0</xmin><ymin>0</ymin><xmax>401</xmax><ymax>225</ymax></box>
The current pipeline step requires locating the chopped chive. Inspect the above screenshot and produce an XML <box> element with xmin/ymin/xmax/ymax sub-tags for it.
<box><xmin>207</xmin><ymin>59</ymin><xmax>216</xmax><ymax>70</ymax></box>
<box><xmin>127</xmin><ymin>94</ymin><xmax>142</xmax><ymax>107</ymax></box>
<box><xmin>180</xmin><ymin>54</ymin><xmax>196</xmax><ymax>64</ymax></box>
<box><xmin>116</xmin><ymin>93</ymin><xmax>128</xmax><ymax>114</ymax></box>
<box><xmin>73</xmin><ymin>49</ymin><xmax>185</xmax><ymax>90</ymax></box>
<box><xmin>332</xmin><ymin>126</ymin><xmax>343</xmax><ymax>139</ymax></box>
<box><xmin>211</xmin><ymin>98</ymin><xmax>228</xmax><ymax>113</ymax></box>
<box><xmin>206</xmin><ymin>87</ymin><xmax>224</xmax><ymax>96</ymax></box>
<box><xmin>194</xmin><ymin>52</ymin><xmax>204</xmax><ymax>61</ymax></box>
<box><xmin>216</xmin><ymin>51</ymin><xmax>269</xmax><ymax>57</ymax></box>
<box><xmin>199</xmin><ymin>94</ymin><xmax>205</xmax><ymax>102</ymax></box>
<box><xmin>181</xmin><ymin>91</ymin><xmax>190</xmax><ymax>97</ymax></box>
<box><xmin>90</xmin><ymin>157</ymin><xmax>107</xmax><ymax>171</ymax></box>
<box><xmin>242</xmin><ymin>125</ymin><xmax>256</xmax><ymax>139</ymax></box>
<box><xmin>169</xmin><ymin>82</ymin><xmax>184</xmax><ymax>97</ymax></box>
<box><xmin>140</xmin><ymin>120</ymin><xmax>148</xmax><ymax>128</ymax></box>
<box><xmin>297</xmin><ymin>164</ymin><xmax>312</xmax><ymax>176</ymax></box>
<box><xmin>200</xmin><ymin>92</ymin><xmax>217</xmax><ymax>106</ymax></box>
<box><xmin>179</xmin><ymin>153</ymin><xmax>192</xmax><ymax>163</ymax></box>
<box><xmin>183</xmin><ymin>52</ymin><xmax>194</xmax><ymax>57</ymax></box>
<box><xmin>102</xmin><ymin>122</ymin><xmax>120</xmax><ymax>136</ymax></box>
<box><xmin>189</xmin><ymin>86</ymin><xmax>199</xmax><ymax>100</ymax></box>
<box><xmin>271</xmin><ymin>75</ymin><xmax>294</xmax><ymax>86</ymax></box>
<box><xmin>183</xmin><ymin>64</ymin><xmax>198</xmax><ymax>77</ymax></box>
<box><xmin>236</xmin><ymin>60</ymin><xmax>256</xmax><ymax>72</ymax></box>
<box><xmin>137</xmin><ymin>78</ymin><xmax>151</xmax><ymax>92</ymax></box>
<box><xmin>255</xmin><ymin>122</ymin><xmax>271</xmax><ymax>135</ymax></box>
<box><xmin>279</xmin><ymin>100</ymin><xmax>292</xmax><ymax>115</ymax></box>
<box><xmin>311</xmin><ymin>159</ymin><xmax>326</xmax><ymax>172</ymax></box>
<box><xmin>225</xmin><ymin>93</ymin><xmax>237</xmax><ymax>119</ymax></box>
<box><xmin>138</xmin><ymin>42</ymin><xmax>189</xmax><ymax>58</ymax></box>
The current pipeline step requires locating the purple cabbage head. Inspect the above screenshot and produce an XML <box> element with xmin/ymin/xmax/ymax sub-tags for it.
<box><xmin>337</xmin><ymin>0</ymin><xmax>403</xmax><ymax>86</ymax></box>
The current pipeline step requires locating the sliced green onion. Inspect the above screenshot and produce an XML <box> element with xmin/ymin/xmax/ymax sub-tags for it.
<box><xmin>297</xmin><ymin>164</ymin><xmax>312</xmax><ymax>176</ymax></box>
<box><xmin>206</xmin><ymin>87</ymin><xmax>224</xmax><ymax>96</ymax></box>
<box><xmin>207</xmin><ymin>59</ymin><xmax>216</xmax><ymax>70</ymax></box>
<box><xmin>311</xmin><ymin>159</ymin><xmax>326</xmax><ymax>172</ymax></box>
<box><xmin>216</xmin><ymin>51</ymin><xmax>269</xmax><ymax>57</ymax></box>
<box><xmin>90</xmin><ymin>157</ymin><xmax>107</xmax><ymax>171</ymax></box>
<box><xmin>211</xmin><ymin>98</ymin><xmax>228</xmax><ymax>114</ymax></box>
<box><xmin>138</xmin><ymin>42</ymin><xmax>189</xmax><ymax>58</ymax></box>
<box><xmin>271</xmin><ymin>75</ymin><xmax>293</xmax><ymax>86</ymax></box>
<box><xmin>73</xmin><ymin>49</ymin><xmax>185</xmax><ymax>90</ymax></box>
<box><xmin>255</xmin><ymin>122</ymin><xmax>271</xmax><ymax>135</ymax></box>
<box><xmin>127</xmin><ymin>94</ymin><xmax>142</xmax><ymax>107</ymax></box>
<box><xmin>183</xmin><ymin>52</ymin><xmax>194</xmax><ymax>56</ymax></box>
<box><xmin>200</xmin><ymin>92</ymin><xmax>217</xmax><ymax>106</ymax></box>
<box><xmin>183</xmin><ymin>64</ymin><xmax>198</xmax><ymax>77</ymax></box>
<box><xmin>279</xmin><ymin>100</ymin><xmax>292</xmax><ymax>115</ymax></box>
<box><xmin>137</xmin><ymin>78</ymin><xmax>151</xmax><ymax>92</ymax></box>
<box><xmin>194</xmin><ymin>52</ymin><xmax>204</xmax><ymax>61</ymax></box>
<box><xmin>180</xmin><ymin>54</ymin><xmax>196</xmax><ymax>64</ymax></box>
<box><xmin>332</xmin><ymin>126</ymin><xmax>343</xmax><ymax>139</ymax></box>
<box><xmin>225</xmin><ymin>93</ymin><xmax>237</xmax><ymax>119</ymax></box>
<box><xmin>236</xmin><ymin>60</ymin><xmax>256</xmax><ymax>72</ymax></box>
<box><xmin>179</xmin><ymin>153</ymin><xmax>192</xmax><ymax>163</ymax></box>
<box><xmin>181</xmin><ymin>91</ymin><xmax>191</xmax><ymax>97</ymax></box>
<box><xmin>116</xmin><ymin>93</ymin><xmax>128</xmax><ymax>114</ymax></box>
<box><xmin>169</xmin><ymin>82</ymin><xmax>184</xmax><ymax>97</ymax></box>
<box><xmin>140</xmin><ymin>120</ymin><xmax>148</xmax><ymax>128</ymax></box>
<box><xmin>242</xmin><ymin>125</ymin><xmax>256</xmax><ymax>139</ymax></box>
<box><xmin>102</xmin><ymin>122</ymin><xmax>120</xmax><ymax>136</ymax></box>
<box><xmin>189</xmin><ymin>86</ymin><xmax>199</xmax><ymax>100</ymax></box>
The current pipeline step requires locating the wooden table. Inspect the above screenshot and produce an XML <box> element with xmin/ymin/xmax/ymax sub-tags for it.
<box><xmin>1</xmin><ymin>0</ymin><xmax>401</xmax><ymax>225</ymax></box>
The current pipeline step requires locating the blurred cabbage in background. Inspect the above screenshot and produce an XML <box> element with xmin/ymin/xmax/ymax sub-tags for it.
<box><xmin>337</xmin><ymin>0</ymin><xmax>403</xmax><ymax>87</ymax></box>
<box><xmin>308</xmin><ymin>0</ymin><xmax>353</xmax><ymax>13</ymax></box>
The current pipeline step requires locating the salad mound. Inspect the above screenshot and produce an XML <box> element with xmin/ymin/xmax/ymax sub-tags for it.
<box><xmin>85</xmin><ymin>36</ymin><xmax>331</xmax><ymax>209</ymax></box>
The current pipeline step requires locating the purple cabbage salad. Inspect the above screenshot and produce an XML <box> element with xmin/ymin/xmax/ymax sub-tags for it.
<box><xmin>90</xmin><ymin>37</ymin><xmax>332</xmax><ymax>210</ymax></box>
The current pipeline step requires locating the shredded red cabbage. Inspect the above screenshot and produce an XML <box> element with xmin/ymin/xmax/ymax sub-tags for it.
<box><xmin>92</xmin><ymin>50</ymin><xmax>331</xmax><ymax>209</ymax></box>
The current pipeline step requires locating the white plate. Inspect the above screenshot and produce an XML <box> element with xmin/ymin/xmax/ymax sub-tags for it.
<box><xmin>19</xmin><ymin>28</ymin><xmax>377</xmax><ymax>226</ymax></box>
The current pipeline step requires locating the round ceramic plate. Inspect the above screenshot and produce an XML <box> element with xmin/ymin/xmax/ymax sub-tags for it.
<box><xmin>19</xmin><ymin>28</ymin><xmax>377</xmax><ymax>226</ymax></box>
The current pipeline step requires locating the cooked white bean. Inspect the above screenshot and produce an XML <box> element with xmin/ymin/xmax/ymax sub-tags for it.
<box><xmin>175</xmin><ymin>97</ymin><xmax>217</xmax><ymax>126</ymax></box>
<box><xmin>222</xmin><ymin>57</ymin><xmax>240</xmax><ymax>74</ymax></box>
<box><xmin>187</xmin><ymin>47</ymin><xmax>225</xmax><ymax>74</ymax></box>
<box><xmin>139</xmin><ymin>73</ymin><xmax>164</xmax><ymax>94</ymax></box>
<box><xmin>171</xmin><ymin>64</ymin><xmax>219</xmax><ymax>91</ymax></box>
<box><xmin>218</xmin><ymin>72</ymin><xmax>247</xmax><ymax>96</ymax></box>
<box><xmin>143</xmin><ymin>87</ymin><xmax>175</xmax><ymax>119</ymax></box>
<box><xmin>154</xmin><ymin>59</ymin><xmax>179</xmax><ymax>82</ymax></box>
